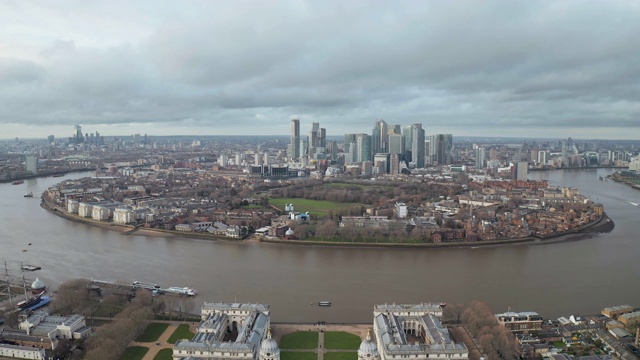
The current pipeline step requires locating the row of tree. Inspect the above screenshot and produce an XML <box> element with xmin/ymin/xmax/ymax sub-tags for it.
<box><xmin>83</xmin><ymin>292</ymin><xmax>155</xmax><ymax>360</ymax></box>
<box><xmin>460</xmin><ymin>301</ymin><xmax>518</xmax><ymax>359</ymax></box>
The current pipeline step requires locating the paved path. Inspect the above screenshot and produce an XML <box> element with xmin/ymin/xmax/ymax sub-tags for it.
<box><xmin>130</xmin><ymin>323</ymin><xmax>177</xmax><ymax>360</ymax></box>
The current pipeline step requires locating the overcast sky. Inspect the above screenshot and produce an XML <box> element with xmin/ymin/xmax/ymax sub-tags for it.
<box><xmin>1</xmin><ymin>1</ymin><xmax>640</xmax><ymax>140</ymax></box>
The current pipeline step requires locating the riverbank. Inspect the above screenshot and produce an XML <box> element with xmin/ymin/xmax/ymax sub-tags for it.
<box><xmin>41</xmin><ymin>199</ymin><xmax>613</xmax><ymax>250</ymax></box>
<box><xmin>608</xmin><ymin>172</ymin><xmax>640</xmax><ymax>191</ymax></box>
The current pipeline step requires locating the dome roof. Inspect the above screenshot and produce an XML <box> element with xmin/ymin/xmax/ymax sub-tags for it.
<box><xmin>285</xmin><ymin>229</ymin><xmax>294</xmax><ymax>236</ymax></box>
<box><xmin>260</xmin><ymin>328</ymin><xmax>280</xmax><ymax>356</ymax></box>
<box><xmin>358</xmin><ymin>330</ymin><xmax>379</xmax><ymax>357</ymax></box>
<box><xmin>31</xmin><ymin>277</ymin><xmax>46</xmax><ymax>290</ymax></box>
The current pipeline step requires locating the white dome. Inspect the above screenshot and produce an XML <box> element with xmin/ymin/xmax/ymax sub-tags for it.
<box><xmin>260</xmin><ymin>337</ymin><xmax>280</xmax><ymax>354</ymax></box>
<box><xmin>358</xmin><ymin>330</ymin><xmax>379</xmax><ymax>358</ymax></box>
<box><xmin>259</xmin><ymin>328</ymin><xmax>280</xmax><ymax>358</ymax></box>
<box><xmin>285</xmin><ymin>229</ymin><xmax>294</xmax><ymax>236</ymax></box>
<box><xmin>31</xmin><ymin>277</ymin><xmax>46</xmax><ymax>290</ymax></box>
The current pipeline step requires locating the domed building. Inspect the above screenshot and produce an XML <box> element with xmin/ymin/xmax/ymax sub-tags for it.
<box><xmin>259</xmin><ymin>328</ymin><xmax>280</xmax><ymax>360</ymax></box>
<box><xmin>31</xmin><ymin>277</ymin><xmax>46</xmax><ymax>295</ymax></box>
<box><xmin>358</xmin><ymin>329</ymin><xmax>380</xmax><ymax>360</ymax></box>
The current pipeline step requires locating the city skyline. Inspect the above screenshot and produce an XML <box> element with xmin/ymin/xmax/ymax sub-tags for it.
<box><xmin>2</xmin><ymin>1</ymin><xmax>640</xmax><ymax>140</ymax></box>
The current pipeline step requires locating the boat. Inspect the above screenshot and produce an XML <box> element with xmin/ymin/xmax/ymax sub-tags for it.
<box><xmin>166</xmin><ymin>286</ymin><xmax>198</xmax><ymax>296</ymax></box>
<box><xmin>24</xmin><ymin>192</ymin><xmax>33</xmax><ymax>198</ymax></box>
<box><xmin>23</xmin><ymin>296</ymin><xmax>50</xmax><ymax>311</ymax></box>
<box><xmin>318</xmin><ymin>301</ymin><xmax>331</xmax><ymax>306</ymax></box>
<box><xmin>12</xmin><ymin>180</ymin><xmax>24</xmax><ymax>185</ymax></box>
<box><xmin>17</xmin><ymin>294</ymin><xmax>42</xmax><ymax>309</ymax></box>
<box><xmin>21</xmin><ymin>264</ymin><xmax>41</xmax><ymax>271</ymax></box>
<box><xmin>440</xmin><ymin>302</ymin><xmax>447</xmax><ymax>308</ymax></box>
<box><xmin>52</xmin><ymin>173</ymin><xmax>66</xmax><ymax>177</ymax></box>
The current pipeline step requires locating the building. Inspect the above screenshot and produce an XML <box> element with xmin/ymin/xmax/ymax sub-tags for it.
<box><xmin>371</xmin><ymin>303</ymin><xmax>468</xmax><ymax>360</ymax></box>
<box><xmin>373</xmin><ymin>119</ymin><xmax>389</xmax><ymax>155</ymax></box>
<box><xmin>0</xmin><ymin>344</ymin><xmax>45</xmax><ymax>360</ymax></box>
<box><xmin>356</xmin><ymin>133</ymin><xmax>372</xmax><ymax>163</ymax></box>
<box><xmin>475</xmin><ymin>147</ymin><xmax>485</xmax><ymax>168</ymax></box>
<box><xmin>411</xmin><ymin>124</ymin><xmax>425</xmax><ymax>168</ymax></box>
<box><xmin>25</xmin><ymin>155</ymin><xmax>38</xmax><ymax>175</ymax></box>
<box><xmin>288</xmin><ymin>118</ymin><xmax>300</xmax><ymax>161</ymax></box>
<box><xmin>496</xmin><ymin>311</ymin><xmax>543</xmax><ymax>332</ymax></box>
<box><xmin>515</xmin><ymin>161</ymin><xmax>528</xmax><ymax>181</ymax></box>
<box><xmin>173</xmin><ymin>302</ymin><xmax>278</xmax><ymax>360</ymax></box>
<box><xmin>602</xmin><ymin>305</ymin><xmax>634</xmax><ymax>318</ymax></box>
<box><xmin>395</xmin><ymin>202</ymin><xmax>408</xmax><ymax>219</ymax></box>
<box><xmin>358</xmin><ymin>330</ymin><xmax>380</xmax><ymax>360</ymax></box>
<box><xmin>619</xmin><ymin>311</ymin><xmax>640</xmax><ymax>327</ymax></box>
<box><xmin>430</xmin><ymin>134</ymin><xmax>453</xmax><ymax>166</ymax></box>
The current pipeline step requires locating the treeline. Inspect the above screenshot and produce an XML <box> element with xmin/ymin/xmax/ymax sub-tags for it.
<box><xmin>292</xmin><ymin>219</ymin><xmax>435</xmax><ymax>242</ymax></box>
<box><xmin>83</xmin><ymin>292</ymin><xmax>154</xmax><ymax>360</ymax></box>
<box><xmin>270</xmin><ymin>181</ymin><xmax>462</xmax><ymax>208</ymax></box>
<box><xmin>461</xmin><ymin>301</ymin><xmax>517</xmax><ymax>359</ymax></box>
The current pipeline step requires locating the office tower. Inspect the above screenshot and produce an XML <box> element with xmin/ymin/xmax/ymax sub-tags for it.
<box><xmin>430</xmin><ymin>134</ymin><xmax>453</xmax><ymax>165</ymax></box>
<box><xmin>263</xmin><ymin>152</ymin><xmax>269</xmax><ymax>165</ymax></box>
<box><xmin>219</xmin><ymin>154</ymin><xmax>228</xmax><ymax>166</ymax></box>
<box><xmin>388</xmin><ymin>133</ymin><xmax>404</xmax><ymax>156</ymax></box>
<box><xmin>236</xmin><ymin>153</ymin><xmax>242</xmax><ymax>166</ymax></box>
<box><xmin>390</xmin><ymin>124</ymin><xmax>401</xmax><ymax>135</ymax></box>
<box><xmin>327</xmin><ymin>140</ymin><xmax>338</xmax><ymax>161</ymax></box>
<box><xmin>374</xmin><ymin>153</ymin><xmax>389</xmax><ymax>174</ymax></box>
<box><xmin>411</xmin><ymin>124</ymin><xmax>425</xmax><ymax>168</ymax></box>
<box><xmin>356</xmin><ymin>133</ymin><xmax>372</xmax><ymax>163</ymax></box>
<box><xmin>72</xmin><ymin>124</ymin><xmax>83</xmax><ymax>144</ymax></box>
<box><xmin>475</xmin><ymin>146</ymin><xmax>486</xmax><ymax>168</ymax></box>
<box><xmin>344</xmin><ymin>134</ymin><xmax>356</xmax><ymax>155</ymax></box>
<box><xmin>47</xmin><ymin>135</ymin><xmax>55</xmax><ymax>144</ymax></box>
<box><xmin>389</xmin><ymin>153</ymin><xmax>401</xmax><ymax>174</ymax></box>
<box><xmin>372</xmin><ymin>119</ymin><xmax>389</xmax><ymax>154</ymax></box>
<box><xmin>401</xmin><ymin>125</ymin><xmax>413</xmax><ymax>163</ymax></box>
<box><xmin>307</xmin><ymin>122</ymin><xmax>326</xmax><ymax>159</ymax></box>
<box><xmin>515</xmin><ymin>161</ymin><xmax>528</xmax><ymax>180</ymax></box>
<box><xmin>289</xmin><ymin>118</ymin><xmax>300</xmax><ymax>160</ymax></box>
<box><xmin>25</xmin><ymin>155</ymin><xmax>37</xmax><ymax>174</ymax></box>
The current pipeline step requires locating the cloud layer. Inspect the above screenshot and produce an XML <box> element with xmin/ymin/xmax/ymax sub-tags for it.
<box><xmin>1</xmin><ymin>0</ymin><xmax>640</xmax><ymax>139</ymax></box>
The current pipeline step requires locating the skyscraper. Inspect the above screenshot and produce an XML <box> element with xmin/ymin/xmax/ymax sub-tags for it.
<box><xmin>430</xmin><ymin>134</ymin><xmax>453</xmax><ymax>165</ymax></box>
<box><xmin>356</xmin><ymin>133</ymin><xmax>372</xmax><ymax>163</ymax></box>
<box><xmin>475</xmin><ymin>146</ymin><xmax>486</xmax><ymax>168</ymax></box>
<box><xmin>401</xmin><ymin>125</ymin><xmax>413</xmax><ymax>163</ymax></box>
<box><xmin>289</xmin><ymin>118</ymin><xmax>300</xmax><ymax>160</ymax></box>
<box><xmin>411</xmin><ymin>124</ymin><xmax>425</xmax><ymax>168</ymax></box>
<box><xmin>25</xmin><ymin>155</ymin><xmax>37</xmax><ymax>174</ymax></box>
<box><xmin>372</xmin><ymin>120</ymin><xmax>388</xmax><ymax>155</ymax></box>
<box><xmin>388</xmin><ymin>133</ymin><xmax>404</xmax><ymax>155</ymax></box>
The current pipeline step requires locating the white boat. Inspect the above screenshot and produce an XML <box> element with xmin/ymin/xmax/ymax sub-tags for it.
<box><xmin>318</xmin><ymin>301</ymin><xmax>331</xmax><ymax>306</ymax></box>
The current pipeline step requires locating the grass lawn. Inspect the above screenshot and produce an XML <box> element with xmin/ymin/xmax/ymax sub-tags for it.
<box><xmin>323</xmin><ymin>331</ymin><xmax>362</xmax><ymax>350</ymax></box>
<box><xmin>136</xmin><ymin>322</ymin><xmax>169</xmax><ymax>342</ymax></box>
<box><xmin>153</xmin><ymin>348</ymin><xmax>174</xmax><ymax>360</ymax></box>
<box><xmin>553</xmin><ymin>341</ymin><xmax>566</xmax><ymax>348</ymax></box>
<box><xmin>281</xmin><ymin>352</ymin><xmax>318</xmax><ymax>360</ymax></box>
<box><xmin>324</xmin><ymin>352</ymin><xmax>358</xmax><ymax>360</ymax></box>
<box><xmin>167</xmin><ymin>324</ymin><xmax>195</xmax><ymax>344</ymax></box>
<box><xmin>269</xmin><ymin>198</ymin><xmax>359</xmax><ymax>217</ymax></box>
<box><xmin>279</xmin><ymin>331</ymin><xmax>319</xmax><ymax>349</ymax></box>
<box><xmin>119</xmin><ymin>346</ymin><xmax>149</xmax><ymax>360</ymax></box>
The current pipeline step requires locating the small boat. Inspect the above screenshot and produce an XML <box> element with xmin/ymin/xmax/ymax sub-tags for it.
<box><xmin>22</xmin><ymin>249</ymin><xmax>27</xmax><ymax>252</ymax></box>
<box><xmin>12</xmin><ymin>180</ymin><xmax>24</xmax><ymax>185</ymax></box>
<box><xmin>440</xmin><ymin>302</ymin><xmax>447</xmax><ymax>307</ymax></box>
<box><xmin>21</xmin><ymin>264</ymin><xmax>41</xmax><ymax>271</ymax></box>
<box><xmin>24</xmin><ymin>192</ymin><xmax>33</xmax><ymax>198</ymax></box>
<box><xmin>17</xmin><ymin>294</ymin><xmax>42</xmax><ymax>309</ymax></box>
<box><xmin>318</xmin><ymin>301</ymin><xmax>331</xmax><ymax>306</ymax></box>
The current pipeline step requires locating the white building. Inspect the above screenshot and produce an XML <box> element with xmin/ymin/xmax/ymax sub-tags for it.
<box><xmin>173</xmin><ymin>302</ymin><xmax>277</xmax><ymax>360</ymax></box>
<box><xmin>66</xmin><ymin>199</ymin><xmax>79</xmax><ymax>214</ymax></box>
<box><xmin>395</xmin><ymin>202</ymin><xmax>408</xmax><ymax>219</ymax></box>
<box><xmin>372</xmin><ymin>303</ymin><xmax>468</xmax><ymax>360</ymax></box>
<box><xmin>78</xmin><ymin>202</ymin><xmax>93</xmax><ymax>218</ymax></box>
<box><xmin>114</xmin><ymin>207</ymin><xmax>135</xmax><ymax>224</ymax></box>
<box><xmin>0</xmin><ymin>344</ymin><xmax>45</xmax><ymax>360</ymax></box>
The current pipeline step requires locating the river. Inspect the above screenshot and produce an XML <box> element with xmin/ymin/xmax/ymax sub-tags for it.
<box><xmin>1</xmin><ymin>168</ymin><xmax>639</xmax><ymax>322</ymax></box>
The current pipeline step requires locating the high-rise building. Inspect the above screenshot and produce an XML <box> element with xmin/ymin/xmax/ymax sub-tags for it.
<box><xmin>72</xmin><ymin>124</ymin><xmax>83</xmax><ymax>144</ymax></box>
<box><xmin>25</xmin><ymin>155</ymin><xmax>37</xmax><ymax>174</ymax></box>
<box><xmin>327</xmin><ymin>141</ymin><xmax>338</xmax><ymax>161</ymax></box>
<box><xmin>307</xmin><ymin>122</ymin><xmax>326</xmax><ymax>159</ymax></box>
<box><xmin>374</xmin><ymin>153</ymin><xmax>389</xmax><ymax>174</ymax></box>
<box><xmin>475</xmin><ymin>146</ymin><xmax>486</xmax><ymax>168</ymax></box>
<box><xmin>372</xmin><ymin>120</ymin><xmax>388</xmax><ymax>155</ymax></box>
<box><xmin>388</xmin><ymin>134</ymin><xmax>404</xmax><ymax>155</ymax></box>
<box><xmin>537</xmin><ymin>150</ymin><xmax>547</xmax><ymax>165</ymax></box>
<box><xmin>430</xmin><ymin>134</ymin><xmax>453</xmax><ymax>165</ymax></box>
<box><xmin>356</xmin><ymin>133</ymin><xmax>372</xmax><ymax>163</ymax></box>
<box><xmin>411</xmin><ymin>124</ymin><xmax>425</xmax><ymax>168</ymax></box>
<box><xmin>289</xmin><ymin>118</ymin><xmax>300</xmax><ymax>160</ymax></box>
<box><xmin>389</xmin><ymin>153</ymin><xmax>401</xmax><ymax>175</ymax></box>
<box><xmin>401</xmin><ymin>125</ymin><xmax>413</xmax><ymax>163</ymax></box>
<box><xmin>515</xmin><ymin>161</ymin><xmax>528</xmax><ymax>180</ymax></box>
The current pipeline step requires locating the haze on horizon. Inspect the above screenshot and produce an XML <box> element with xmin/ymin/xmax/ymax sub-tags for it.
<box><xmin>1</xmin><ymin>0</ymin><xmax>640</xmax><ymax>140</ymax></box>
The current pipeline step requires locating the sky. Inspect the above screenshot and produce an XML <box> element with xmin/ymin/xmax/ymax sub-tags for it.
<box><xmin>1</xmin><ymin>0</ymin><xmax>640</xmax><ymax>140</ymax></box>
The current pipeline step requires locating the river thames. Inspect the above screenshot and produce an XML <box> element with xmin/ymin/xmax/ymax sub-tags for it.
<box><xmin>1</xmin><ymin>168</ymin><xmax>639</xmax><ymax>322</ymax></box>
